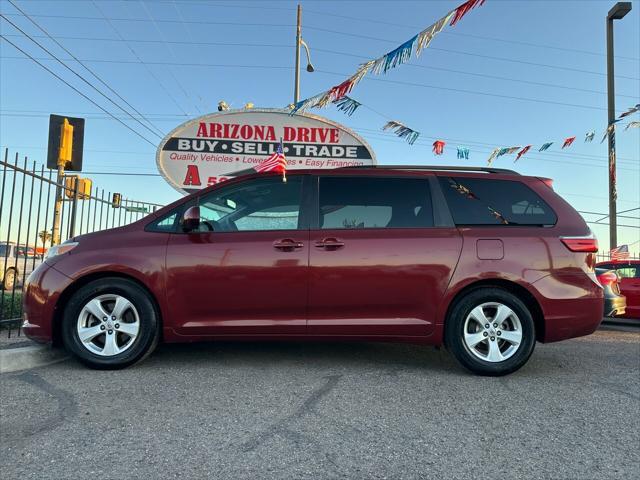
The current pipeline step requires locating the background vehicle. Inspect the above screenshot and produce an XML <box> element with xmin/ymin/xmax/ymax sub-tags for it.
<box><xmin>596</xmin><ymin>260</ymin><xmax>640</xmax><ymax>319</ymax></box>
<box><xmin>595</xmin><ymin>267</ymin><xmax>626</xmax><ymax>317</ymax></box>
<box><xmin>1</xmin><ymin>242</ymin><xmax>43</xmax><ymax>290</ymax></box>
<box><xmin>23</xmin><ymin>166</ymin><xmax>603</xmax><ymax>376</ymax></box>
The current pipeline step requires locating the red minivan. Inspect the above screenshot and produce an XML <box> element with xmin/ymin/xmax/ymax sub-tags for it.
<box><xmin>22</xmin><ymin>166</ymin><xmax>603</xmax><ymax>375</ymax></box>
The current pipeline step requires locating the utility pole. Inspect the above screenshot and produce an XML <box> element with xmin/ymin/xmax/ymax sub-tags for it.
<box><xmin>294</xmin><ymin>4</ymin><xmax>302</xmax><ymax>104</ymax></box>
<box><xmin>606</xmin><ymin>2</ymin><xmax>632</xmax><ymax>251</ymax></box>
<box><xmin>52</xmin><ymin>118</ymin><xmax>73</xmax><ymax>245</ymax></box>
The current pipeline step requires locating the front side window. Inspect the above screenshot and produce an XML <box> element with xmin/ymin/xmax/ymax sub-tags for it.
<box><xmin>318</xmin><ymin>176</ymin><xmax>433</xmax><ymax>229</ymax></box>
<box><xmin>147</xmin><ymin>211</ymin><xmax>180</xmax><ymax>232</ymax></box>
<box><xmin>439</xmin><ymin>176</ymin><xmax>557</xmax><ymax>226</ymax></box>
<box><xmin>196</xmin><ymin>176</ymin><xmax>303</xmax><ymax>232</ymax></box>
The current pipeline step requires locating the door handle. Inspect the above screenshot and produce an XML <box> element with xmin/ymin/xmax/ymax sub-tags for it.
<box><xmin>315</xmin><ymin>237</ymin><xmax>345</xmax><ymax>250</ymax></box>
<box><xmin>273</xmin><ymin>239</ymin><xmax>304</xmax><ymax>251</ymax></box>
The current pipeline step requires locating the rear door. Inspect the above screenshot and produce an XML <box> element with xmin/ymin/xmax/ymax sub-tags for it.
<box><xmin>307</xmin><ymin>174</ymin><xmax>462</xmax><ymax>337</ymax></box>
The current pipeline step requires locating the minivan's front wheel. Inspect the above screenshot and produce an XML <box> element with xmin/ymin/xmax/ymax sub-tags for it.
<box><xmin>445</xmin><ymin>288</ymin><xmax>536</xmax><ymax>376</ymax></box>
<box><xmin>62</xmin><ymin>278</ymin><xmax>160</xmax><ymax>369</ymax></box>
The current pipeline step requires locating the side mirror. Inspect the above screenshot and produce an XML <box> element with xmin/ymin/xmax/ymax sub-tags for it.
<box><xmin>181</xmin><ymin>206</ymin><xmax>201</xmax><ymax>232</ymax></box>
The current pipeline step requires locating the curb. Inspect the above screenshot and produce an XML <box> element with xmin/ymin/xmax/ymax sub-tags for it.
<box><xmin>0</xmin><ymin>345</ymin><xmax>69</xmax><ymax>374</ymax></box>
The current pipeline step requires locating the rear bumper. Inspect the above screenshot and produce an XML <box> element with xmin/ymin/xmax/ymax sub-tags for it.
<box><xmin>532</xmin><ymin>273</ymin><xmax>604</xmax><ymax>343</ymax></box>
<box><xmin>22</xmin><ymin>262</ymin><xmax>72</xmax><ymax>344</ymax></box>
<box><xmin>604</xmin><ymin>295</ymin><xmax>626</xmax><ymax>317</ymax></box>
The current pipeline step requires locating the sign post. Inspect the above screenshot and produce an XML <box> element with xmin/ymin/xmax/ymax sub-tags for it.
<box><xmin>51</xmin><ymin>119</ymin><xmax>73</xmax><ymax>245</ymax></box>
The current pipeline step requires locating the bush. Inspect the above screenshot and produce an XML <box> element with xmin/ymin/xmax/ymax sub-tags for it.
<box><xmin>1</xmin><ymin>291</ymin><xmax>23</xmax><ymax>323</ymax></box>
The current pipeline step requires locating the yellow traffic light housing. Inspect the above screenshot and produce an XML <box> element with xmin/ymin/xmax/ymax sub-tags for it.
<box><xmin>58</xmin><ymin>118</ymin><xmax>74</xmax><ymax>167</ymax></box>
<box><xmin>64</xmin><ymin>176</ymin><xmax>92</xmax><ymax>200</ymax></box>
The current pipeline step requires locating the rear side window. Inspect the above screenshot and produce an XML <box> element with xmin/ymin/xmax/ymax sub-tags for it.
<box><xmin>439</xmin><ymin>176</ymin><xmax>557</xmax><ymax>226</ymax></box>
<box><xmin>319</xmin><ymin>176</ymin><xmax>433</xmax><ymax>229</ymax></box>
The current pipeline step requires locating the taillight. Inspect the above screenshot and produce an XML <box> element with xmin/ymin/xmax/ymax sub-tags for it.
<box><xmin>597</xmin><ymin>271</ymin><xmax>617</xmax><ymax>287</ymax></box>
<box><xmin>538</xmin><ymin>177</ymin><xmax>554</xmax><ymax>190</ymax></box>
<box><xmin>560</xmin><ymin>236</ymin><xmax>598</xmax><ymax>252</ymax></box>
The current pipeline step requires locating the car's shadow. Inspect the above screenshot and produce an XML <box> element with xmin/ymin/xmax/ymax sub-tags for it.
<box><xmin>148</xmin><ymin>340</ymin><xmax>458</xmax><ymax>373</ymax></box>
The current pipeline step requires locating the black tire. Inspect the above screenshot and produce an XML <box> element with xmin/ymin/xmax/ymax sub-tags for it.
<box><xmin>445</xmin><ymin>288</ymin><xmax>536</xmax><ymax>376</ymax></box>
<box><xmin>62</xmin><ymin>277</ymin><xmax>160</xmax><ymax>369</ymax></box>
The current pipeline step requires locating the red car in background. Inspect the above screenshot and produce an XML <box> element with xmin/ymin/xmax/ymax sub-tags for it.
<box><xmin>596</xmin><ymin>260</ymin><xmax>640</xmax><ymax>319</ymax></box>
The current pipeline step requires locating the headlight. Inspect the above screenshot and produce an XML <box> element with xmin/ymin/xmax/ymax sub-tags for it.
<box><xmin>45</xmin><ymin>241</ymin><xmax>79</xmax><ymax>259</ymax></box>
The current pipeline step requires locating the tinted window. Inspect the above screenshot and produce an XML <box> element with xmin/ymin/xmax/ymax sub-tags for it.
<box><xmin>439</xmin><ymin>176</ymin><xmax>557</xmax><ymax>226</ymax></box>
<box><xmin>319</xmin><ymin>177</ymin><xmax>433</xmax><ymax>229</ymax></box>
<box><xmin>197</xmin><ymin>177</ymin><xmax>303</xmax><ymax>232</ymax></box>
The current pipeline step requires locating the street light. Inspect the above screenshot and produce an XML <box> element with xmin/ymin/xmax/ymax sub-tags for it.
<box><xmin>294</xmin><ymin>4</ymin><xmax>314</xmax><ymax>104</ymax></box>
<box><xmin>606</xmin><ymin>2</ymin><xmax>632</xmax><ymax>251</ymax></box>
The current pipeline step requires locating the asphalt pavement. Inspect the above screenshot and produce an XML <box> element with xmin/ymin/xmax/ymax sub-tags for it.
<box><xmin>1</xmin><ymin>329</ymin><xmax>639</xmax><ymax>480</ymax></box>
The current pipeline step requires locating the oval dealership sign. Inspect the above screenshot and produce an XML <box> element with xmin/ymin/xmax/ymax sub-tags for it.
<box><xmin>156</xmin><ymin>109</ymin><xmax>376</xmax><ymax>194</ymax></box>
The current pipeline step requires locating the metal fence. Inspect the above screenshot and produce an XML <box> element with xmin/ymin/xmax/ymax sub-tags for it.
<box><xmin>1</xmin><ymin>149</ymin><xmax>163</xmax><ymax>338</ymax></box>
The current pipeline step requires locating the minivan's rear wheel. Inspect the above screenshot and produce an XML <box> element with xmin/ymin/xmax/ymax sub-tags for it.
<box><xmin>62</xmin><ymin>278</ymin><xmax>159</xmax><ymax>369</ymax></box>
<box><xmin>445</xmin><ymin>288</ymin><xmax>536</xmax><ymax>376</ymax></box>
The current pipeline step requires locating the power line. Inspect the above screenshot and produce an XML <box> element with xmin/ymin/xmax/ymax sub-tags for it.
<box><xmin>2</xmin><ymin>11</ymin><xmax>638</xmax><ymax>82</ymax></box>
<box><xmin>352</xmin><ymin>128</ymin><xmax>640</xmax><ymax>173</ymax></box>
<box><xmin>304</xmin><ymin>26</ymin><xmax>640</xmax><ymax>82</ymax></box>
<box><xmin>0</xmin><ymin>35</ymin><xmax>158</xmax><ymax>147</ymax></box>
<box><xmin>301</xmin><ymin>7</ymin><xmax>640</xmax><ymax>61</ymax></box>
<box><xmin>317</xmin><ymin>69</ymin><xmax>611</xmax><ymax>112</ymax></box>
<box><xmin>1</xmin><ymin>109</ymin><xmax>637</xmax><ymax>168</ymax></box>
<box><xmin>356</xmin><ymin>128</ymin><xmax>640</xmax><ymax>170</ymax></box>
<box><xmin>136</xmin><ymin>0</ymin><xmax>205</xmax><ymax>114</ymax></box>
<box><xmin>5</xmin><ymin>0</ymin><xmax>166</xmax><ymax>138</ymax></box>
<box><xmin>91</xmin><ymin>0</ymin><xmax>192</xmax><ymax>117</ymax></box>
<box><xmin>0</xmin><ymin>51</ymin><xmax>621</xmax><ymax>113</ymax></box>
<box><xmin>2</xmin><ymin>33</ymin><xmax>637</xmax><ymax>100</ymax></box>
<box><xmin>0</xmin><ymin>13</ymin><xmax>165</xmax><ymax>140</ymax></box>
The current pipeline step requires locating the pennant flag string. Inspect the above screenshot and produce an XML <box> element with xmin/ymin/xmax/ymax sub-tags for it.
<box><xmin>382</xmin><ymin>121</ymin><xmax>420</xmax><ymax>145</ymax></box>
<box><xmin>457</xmin><ymin>146</ymin><xmax>470</xmax><ymax>160</ymax></box>
<box><xmin>515</xmin><ymin>145</ymin><xmax>531</xmax><ymax>161</ymax></box>
<box><xmin>333</xmin><ymin>96</ymin><xmax>362</xmax><ymax>116</ymax></box>
<box><xmin>433</xmin><ymin>140</ymin><xmax>446</xmax><ymax>155</ymax></box>
<box><xmin>619</xmin><ymin>104</ymin><xmax>640</xmax><ymax>118</ymax></box>
<box><xmin>288</xmin><ymin>0</ymin><xmax>487</xmax><ymax>114</ymax></box>
<box><xmin>625</xmin><ymin>121</ymin><xmax>640</xmax><ymax>130</ymax></box>
<box><xmin>562</xmin><ymin>136</ymin><xmax>576</xmax><ymax>149</ymax></box>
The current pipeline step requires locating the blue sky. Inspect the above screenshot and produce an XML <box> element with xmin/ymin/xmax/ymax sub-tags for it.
<box><xmin>1</xmin><ymin>0</ymin><xmax>639</xmax><ymax>250</ymax></box>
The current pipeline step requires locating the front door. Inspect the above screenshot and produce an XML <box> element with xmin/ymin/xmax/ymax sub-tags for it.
<box><xmin>308</xmin><ymin>175</ymin><xmax>462</xmax><ymax>337</ymax></box>
<box><xmin>166</xmin><ymin>175</ymin><xmax>310</xmax><ymax>336</ymax></box>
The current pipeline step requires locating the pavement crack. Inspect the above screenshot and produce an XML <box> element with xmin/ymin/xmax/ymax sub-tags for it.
<box><xmin>239</xmin><ymin>374</ymin><xmax>342</xmax><ymax>453</ymax></box>
<box><xmin>10</xmin><ymin>371</ymin><xmax>78</xmax><ymax>441</ymax></box>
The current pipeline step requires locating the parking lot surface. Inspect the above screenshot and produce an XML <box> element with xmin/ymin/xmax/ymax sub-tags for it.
<box><xmin>1</xmin><ymin>329</ymin><xmax>639</xmax><ymax>479</ymax></box>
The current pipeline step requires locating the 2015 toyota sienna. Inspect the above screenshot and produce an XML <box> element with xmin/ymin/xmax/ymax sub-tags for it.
<box><xmin>22</xmin><ymin>166</ymin><xmax>603</xmax><ymax>375</ymax></box>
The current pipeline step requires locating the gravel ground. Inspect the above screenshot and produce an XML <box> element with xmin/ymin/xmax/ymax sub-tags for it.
<box><xmin>1</xmin><ymin>329</ymin><xmax>638</xmax><ymax>480</ymax></box>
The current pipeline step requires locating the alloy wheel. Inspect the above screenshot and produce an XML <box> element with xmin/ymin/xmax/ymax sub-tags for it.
<box><xmin>462</xmin><ymin>302</ymin><xmax>523</xmax><ymax>363</ymax></box>
<box><xmin>76</xmin><ymin>294</ymin><xmax>140</xmax><ymax>356</ymax></box>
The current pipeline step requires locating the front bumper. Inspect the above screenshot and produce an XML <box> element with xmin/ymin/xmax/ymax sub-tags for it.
<box><xmin>22</xmin><ymin>261</ymin><xmax>73</xmax><ymax>344</ymax></box>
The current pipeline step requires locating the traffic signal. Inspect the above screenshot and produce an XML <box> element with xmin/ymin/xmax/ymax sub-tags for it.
<box><xmin>64</xmin><ymin>176</ymin><xmax>93</xmax><ymax>200</ymax></box>
<box><xmin>47</xmin><ymin>114</ymin><xmax>85</xmax><ymax>171</ymax></box>
<box><xmin>112</xmin><ymin>193</ymin><xmax>122</xmax><ymax>208</ymax></box>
